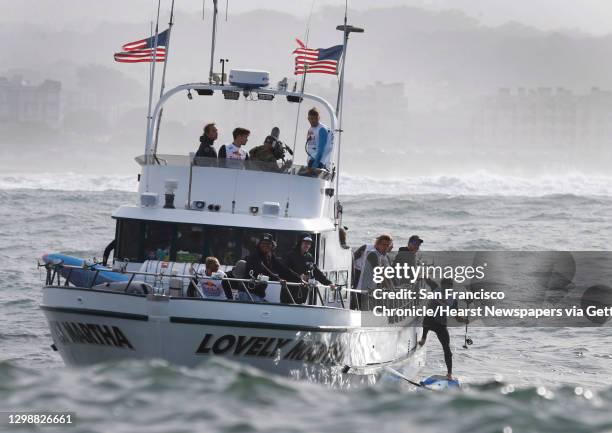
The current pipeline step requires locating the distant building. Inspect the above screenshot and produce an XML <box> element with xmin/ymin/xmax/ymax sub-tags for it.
<box><xmin>473</xmin><ymin>87</ymin><xmax>612</xmax><ymax>154</ymax></box>
<box><xmin>0</xmin><ymin>75</ymin><xmax>61</xmax><ymax>126</ymax></box>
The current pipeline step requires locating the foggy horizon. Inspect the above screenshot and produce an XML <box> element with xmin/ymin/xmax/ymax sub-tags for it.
<box><xmin>2</xmin><ymin>1</ymin><xmax>612</xmax><ymax>177</ymax></box>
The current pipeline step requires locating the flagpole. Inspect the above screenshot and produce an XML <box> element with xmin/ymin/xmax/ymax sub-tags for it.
<box><xmin>152</xmin><ymin>0</ymin><xmax>175</xmax><ymax>155</ymax></box>
<box><xmin>146</xmin><ymin>0</ymin><xmax>162</xmax><ymax>161</ymax></box>
<box><xmin>290</xmin><ymin>1</ymin><xmax>316</xmax><ymax>161</ymax></box>
<box><xmin>146</xmin><ymin>21</ymin><xmax>154</xmax><ymax>157</ymax></box>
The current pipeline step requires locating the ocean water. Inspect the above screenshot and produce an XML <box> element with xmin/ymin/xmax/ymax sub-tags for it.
<box><xmin>1</xmin><ymin>172</ymin><xmax>611</xmax><ymax>433</ymax></box>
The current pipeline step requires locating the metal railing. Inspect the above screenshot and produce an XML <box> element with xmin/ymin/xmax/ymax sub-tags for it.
<box><xmin>39</xmin><ymin>260</ymin><xmax>351</xmax><ymax>308</ymax></box>
<box><xmin>135</xmin><ymin>154</ymin><xmax>334</xmax><ymax>181</ymax></box>
<box><xmin>40</xmin><ymin>260</ymin><xmax>425</xmax><ymax>316</ymax></box>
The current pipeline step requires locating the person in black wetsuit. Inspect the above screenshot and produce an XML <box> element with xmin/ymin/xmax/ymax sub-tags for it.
<box><xmin>419</xmin><ymin>278</ymin><xmax>468</xmax><ymax>380</ymax></box>
<box><xmin>195</xmin><ymin>123</ymin><xmax>218</xmax><ymax>159</ymax></box>
<box><xmin>240</xmin><ymin>233</ymin><xmax>293</xmax><ymax>302</ymax></box>
<box><xmin>283</xmin><ymin>234</ymin><xmax>334</xmax><ymax>304</ymax></box>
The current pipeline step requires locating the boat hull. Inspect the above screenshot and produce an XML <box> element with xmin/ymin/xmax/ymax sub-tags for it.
<box><xmin>41</xmin><ymin>286</ymin><xmax>423</xmax><ymax>384</ymax></box>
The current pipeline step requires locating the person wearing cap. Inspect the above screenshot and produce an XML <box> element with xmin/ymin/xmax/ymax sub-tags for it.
<box><xmin>393</xmin><ymin>235</ymin><xmax>424</xmax><ymax>284</ymax></box>
<box><xmin>249</xmin><ymin>135</ymin><xmax>278</xmax><ymax>163</ymax></box>
<box><xmin>240</xmin><ymin>233</ymin><xmax>293</xmax><ymax>302</ymax></box>
<box><xmin>283</xmin><ymin>234</ymin><xmax>334</xmax><ymax>304</ymax></box>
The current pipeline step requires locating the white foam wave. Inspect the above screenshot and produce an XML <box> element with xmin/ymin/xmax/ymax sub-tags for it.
<box><xmin>0</xmin><ymin>173</ymin><xmax>138</xmax><ymax>192</ymax></box>
<box><xmin>340</xmin><ymin>171</ymin><xmax>612</xmax><ymax>197</ymax></box>
<box><xmin>2</xmin><ymin>171</ymin><xmax>612</xmax><ymax>197</ymax></box>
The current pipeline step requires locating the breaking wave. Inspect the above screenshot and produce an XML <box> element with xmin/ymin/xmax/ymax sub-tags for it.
<box><xmin>2</xmin><ymin>171</ymin><xmax>612</xmax><ymax>197</ymax></box>
<box><xmin>0</xmin><ymin>173</ymin><xmax>137</xmax><ymax>192</ymax></box>
<box><xmin>340</xmin><ymin>171</ymin><xmax>612</xmax><ymax>197</ymax></box>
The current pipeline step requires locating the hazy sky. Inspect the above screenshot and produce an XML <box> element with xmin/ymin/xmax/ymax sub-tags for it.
<box><xmin>3</xmin><ymin>0</ymin><xmax>612</xmax><ymax>35</ymax></box>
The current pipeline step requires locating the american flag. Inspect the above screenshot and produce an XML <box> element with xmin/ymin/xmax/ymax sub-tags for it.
<box><xmin>293</xmin><ymin>39</ymin><xmax>343</xmax><ymax>75</ymax></box>
<box><xmin>114</xmin><ymin>29</ymin><xmax>168</xmax><ymax>63</ymax></box>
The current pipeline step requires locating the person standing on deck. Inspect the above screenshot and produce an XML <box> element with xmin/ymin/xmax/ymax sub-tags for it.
<box><xmin>305</xmin><ymin>107</ymin><xmax>333</xmax><ymax>170</ymax></box>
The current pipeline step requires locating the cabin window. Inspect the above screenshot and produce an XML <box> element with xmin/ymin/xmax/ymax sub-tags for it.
<box><xmin>326</xmin><ymin>271</ymin><xmax>338</xmax><ymax>303</ymax></box>
<box><xmin>143</xmin><ymin>222</ymin><xmax>173</xmax><ymax>261</ymax></box>
<box><xmin>115</xmin><ymin>218</ymin><xmax>319</xmax><ymax>266</ymax></box>
<box><xmin>338</xmin><ymin>270</ymin><xmax>349</xmax><ymax>300</ymax></box>
<box><xmin>175</xmin><ymin>224</ymin><xmax>205</xmax><ymax>263</ymax></box>
<box><xmin>206</xmin><ymin>227</ymin><xmax>241</xmax><ymax>265</ymax></box>
<box><xmin>117</xmin><ymin>219</ymin><xmax>142</xmax><ymax>262</ymax></box>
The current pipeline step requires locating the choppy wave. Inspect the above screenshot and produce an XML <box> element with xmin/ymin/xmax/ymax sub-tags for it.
<box><xmin>0</xmin><ymin>173</ymin><xmax>137</xmax><ymax>192</ymax></box>
<box><xmin>0</xmin><ymin>359</ymin><xmax>609</xmax><ymax>433</ymax></box>
<box><xmin>2</xmin><ymin>171</ymin><xmax>612</xmax><ymax>197</ymax></box>
<box><xmin>340</xmin><ymin>172</ymin><xmax>612</xmax><ymax>197</ymax></box>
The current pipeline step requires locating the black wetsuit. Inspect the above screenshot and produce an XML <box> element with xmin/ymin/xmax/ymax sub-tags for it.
<box><xmin>421</xmin><ymin>280</ymin><xmax>458</xmax><ymax>376</ymax></box>
<box><xmin>243</xmin><ymin>249</ymin><xmax>293</xmax><ymax>298</ymax></box>
<box><xmin>283</xmin><ymin>250</ymin><xmax>331</xmax><ymax>304</ymax></box>
<box><xmin>102</xmin><ymin>239</ymin><xmax>116</xmax><ymax>267</ymax></box>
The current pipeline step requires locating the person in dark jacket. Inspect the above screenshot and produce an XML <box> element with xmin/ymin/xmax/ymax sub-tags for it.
<box><xmin>240</xmin><ymin>233</ymin><xmax>293</xmax><ymax>302</ymax></box>
<box><xmin>283</xmin><ymin>234</ymin><xmax>333</xmax><ymax>304</ymax></box>
<box><xmin>195</xmin><ymin>123</ymin><xmax>218</xmax><ymax>159</ymax></box>
<box><xmin>392</xmin><ymin>234</ymin><xmax>423</xmax><ymax>283</ymax></box>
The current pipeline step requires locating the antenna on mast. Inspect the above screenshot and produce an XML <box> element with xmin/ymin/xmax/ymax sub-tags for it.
<box><xmin>335</xmin><ymin>1</ymin><xmax>363</xmax><ymax>118</ymax></box>
<box><xmin>334</xmin><ymin>0</ymin><xmax>363</xmax><ymax>227</ymax></box>
<box><xmin>152</xmin><ymin>0</ymin><xmax>176</xmax><ymax>156</ymax></box>
<box><xmin>208</xmin><ymin>0</ymin><xmax>219</xmax><ymax>83</ymax></box>
<box><xmin>145</xmin><ymin>0</ymin><xmax>162</xmax><ymax>161</ymax></box>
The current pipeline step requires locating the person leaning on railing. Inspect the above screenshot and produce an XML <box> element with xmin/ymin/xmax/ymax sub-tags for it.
<box><xmin>240</xmin><ymin>233</ymin><xmax>294</xmax><ymax>302</ymax></box>
<box><xmin>195</xmin><ymin>256</ymin><xmax>234</xmax><ymax>300</ymax></box>
<box><xmin>283</xmin><ymin>234</ymin><xmax>334</xmax><ymax>304</ymax></box>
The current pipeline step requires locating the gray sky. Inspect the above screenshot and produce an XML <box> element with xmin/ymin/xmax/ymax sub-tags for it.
<box><xmin>3</xmin><ymin>0</ymin><xmax>612</xmax><ymax>35</ymax></box>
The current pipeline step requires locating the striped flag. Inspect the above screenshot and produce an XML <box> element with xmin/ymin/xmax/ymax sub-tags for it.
<box><xmin>293</xmin><ymin>39</ymin><xmax>343</xmax><ymax>75</ymax></box>
<box><xmin>114</xmin><ymin>29</ymin><xmax>168</xmax><ymax>63</ymax></box>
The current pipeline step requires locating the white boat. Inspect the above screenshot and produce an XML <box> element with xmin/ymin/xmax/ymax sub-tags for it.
<box><xmin>39</xmin><ymin>5</ymin><xmax>424</xmax><ymax>385</ymax></box>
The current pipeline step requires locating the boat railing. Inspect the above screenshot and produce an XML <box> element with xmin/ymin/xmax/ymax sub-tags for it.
<box><xmin>39</xmin><ymin>260</ymin><xmax>351</xmax><ymax>308</ymax></box>
<box><xmin>135</xmin><ymin>154</ymin><xmax>334</xmax><ymax>181</ymax></box>
<box><xmin>41</xmin><ymin>260</ymin><xmax>420</xmax><ymax>314</ymax></box>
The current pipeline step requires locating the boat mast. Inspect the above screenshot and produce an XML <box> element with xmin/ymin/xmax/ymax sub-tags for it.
<box><xmin>146</xmin><ymin>0</ymin><xmax>162</xmax><ymax>161</ymax></box>
<box><xmin>334</xmin><ymin>1</ymin><xmax>363</xmax><ymax>225</ymax></box>
<box><xmin>152</xmin><ymin>0</ymin><xmax>176</xmax><ymax>156</ymax></box>
<box><xmin>208</xmin><ymin>0</ymin><xmax>219</xmax><ymax>83</ymax></box>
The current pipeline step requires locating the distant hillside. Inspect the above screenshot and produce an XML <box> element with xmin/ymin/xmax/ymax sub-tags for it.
<box><xmin>2</xmin><ymin>6</ymin><xmax>612</xmax><ymax>94</ymax></box>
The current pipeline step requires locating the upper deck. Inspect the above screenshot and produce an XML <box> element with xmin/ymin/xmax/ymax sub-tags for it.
<box><xmin>131</xmin><ymin>81</ymin><xmax>342</xmax><ymax>228</ymax></box>
<box><xmin>127</xmin><ymin>154</ymin><xmax>337</xmax><ymax>230</ymax></box>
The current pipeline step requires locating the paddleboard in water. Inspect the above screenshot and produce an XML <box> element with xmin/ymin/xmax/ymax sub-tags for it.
<box><xmin>420</xmin><ymin>375</ymin><xmax>461</xmax><ymax>390</ymax></box>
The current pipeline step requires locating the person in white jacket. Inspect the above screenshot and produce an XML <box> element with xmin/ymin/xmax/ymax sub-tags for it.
<box><xmin>305</xmin><ymin>107</ymin><xmax>333</xmax><ymax>170</ymax></box>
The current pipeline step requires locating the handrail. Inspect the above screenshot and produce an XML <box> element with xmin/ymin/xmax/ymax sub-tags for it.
<box><xmin>146</xmin><ymin>83</ymin><xmax>339</xmax><ymax>157</ymax></box>
<box><xmin>40</xmin><ymin>260</ymin><xmax>370</xmax><ymax>295</ymax></box>
<box><xmin>40</xmin><ymin>261</ymin><xmax>340</xmax><ymax>290</ymax></box>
